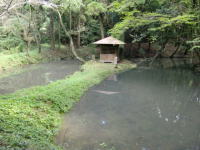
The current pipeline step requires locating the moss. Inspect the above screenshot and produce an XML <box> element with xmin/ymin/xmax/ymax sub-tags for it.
<box><xmin>0</xmin><ymin>61</ymin><xmax>136</xmax><ymax>150</ymax></box>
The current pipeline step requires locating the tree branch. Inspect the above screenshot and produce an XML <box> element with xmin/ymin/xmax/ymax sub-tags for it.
<box><xmin>0</xmin><ymin>0</ymin><xmax>85</xmax><ymax>62</ymax></box>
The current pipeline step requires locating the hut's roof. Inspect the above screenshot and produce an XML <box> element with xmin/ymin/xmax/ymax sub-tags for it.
<box><xmin>93</xmin><ymin>36</ymin><xmax>125</xmax><ymax>45</ymax></box>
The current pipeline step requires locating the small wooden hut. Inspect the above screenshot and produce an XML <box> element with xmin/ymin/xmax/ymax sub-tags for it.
<box><xmin>93</xmin><ymin>36</ymin><xmax>125</xmax><ymax>63</ymax></box>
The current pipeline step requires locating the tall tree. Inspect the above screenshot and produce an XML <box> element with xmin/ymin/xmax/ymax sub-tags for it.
<box><xmin>86</xmin><ymin>1</ymin><xmax>107</xmax><ymax>39</ymax></box>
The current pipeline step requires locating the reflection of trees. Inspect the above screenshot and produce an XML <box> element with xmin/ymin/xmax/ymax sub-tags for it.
<box><xmin>150</xmin><ymin>58</ymin><xmax>199</xmax><ymax>69</ymax></box>
<box><xmin>117</xmin><ymin>65</ymin><xmax>200</xmax><ymax>149</ymax></box>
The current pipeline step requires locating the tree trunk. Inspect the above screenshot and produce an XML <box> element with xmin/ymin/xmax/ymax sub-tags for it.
<box><xmin>99</xmin><ymin>15</ymin><xmax>105</xmax><ymax>39</ymax></box>
<box><xmin>77</xmin><ymin>14</ymin><xmax>81</xmax><ymax>48</ymax></box>
<box><xmin>150</xmin><ymin>39</ymin><xmax>169</xmax><ymax>65</ymax></box>
<box><xmin>26</xmin><ymin>41</ymin><xmax>30</xmax><ymax>56</ymax></box>
<box><xmin>36</xmin><ymin>36</ymin><xmax>41</xmax><ymax>53</ymax></box>
<box><xmin>169</xmin><ymin>44</ymin><xmax>181</xmax><ymax>58</ymax></box>
<box><xmin>34</xmin><ymin>28</ymin><xmax>42</xmax><ymax>53</ymax></box>
<box><xmin>56</xmin><ymin>10</ymin><xmax>85</xmax><ymax>63</ymax></box>
<box><xmin>148</xmin><ymin>42</ymin><xmax>151</xmax><ymax>52</ymax></box>
<box><xmin>69</xmin><ymin>10</ymin><xmax>72</xmax><ymax>31</ymax></box>
<box><xmin>192</xmin><ymin>0</ymin><xmax>197</xmax><ymax>8</ymax></box>
<box><xmin>50</xmin><ymin>12</ymin><xmax>55</xmax><ymax>51</ymax></box>
<box><xmin>148</xmin><ymin>42</ymin><xmax>151</xmax><ymax>57</ymax></box>
<box><xmin>69</xmin><ymin>36</ymin><xmax>85</xmax><ymax>62</ymax></box>
<box><xmin>38</xmin><ymin>43</ymin><xmax>41</xmax><ymax>53</ymax></box>
<box><xmin>58</xmin><ymin>21</ymin><xmax>61</xmax><ymax>50</ymax></box>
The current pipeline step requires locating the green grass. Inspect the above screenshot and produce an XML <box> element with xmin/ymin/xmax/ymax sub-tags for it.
<box><xmin>0</xmin><ymin>61</ymin><xmax>136</xmax><ymax>150</ymax></box>
<box><xmin>0</xmin><ymin>50</ymin><xmax>45</xmax><ymax>72</ymax></box>
<box><xmin>0</xmin><ymin>50</ymin><xmax>46</xmax><ymax>79</ymax></box>
<box><xmin>0</xmin><ymin>44</ymin><xmax>67</xmax><ymax>78</ymax></box>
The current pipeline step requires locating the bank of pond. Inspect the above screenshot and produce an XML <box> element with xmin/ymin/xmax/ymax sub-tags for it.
<box><xmin>0</xmin><ymin>61</ymin><xmax>135</xmax><ymax>150</ymax></box>
<box><xmin>0</xmin><ymin>59</ymin><xmax>199</xmax><ymax>150</ymax></box>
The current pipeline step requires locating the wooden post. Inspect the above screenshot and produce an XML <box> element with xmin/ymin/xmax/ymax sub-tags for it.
<box><xmin>114</xmin><ymin>57</ymin><xmax>118</xmax><ymax>68</ymax></box>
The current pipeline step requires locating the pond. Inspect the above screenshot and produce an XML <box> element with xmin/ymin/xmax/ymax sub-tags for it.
<box><xmin>0</xmin><ymin>60</ymin><xmax>80</xmax><ymax>94</ymax></box>
<box><xmin>56</xmin><ymin>59</ymin><xmax>200</xmax><ymax>150</ymax></box>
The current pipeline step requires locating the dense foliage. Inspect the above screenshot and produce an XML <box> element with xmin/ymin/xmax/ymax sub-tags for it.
<box><xmin>0</xmin><ymin>0</ymin><xmax>199</xmax><ymax>60</ymax></box>
<box><xmin>110</xmin><ymin>0</ymin><xmax>200</xmax><ymax>58</ymax></box>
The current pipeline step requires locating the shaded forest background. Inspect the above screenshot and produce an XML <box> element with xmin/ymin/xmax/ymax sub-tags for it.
<box><xmin>0</xmin><ymin>0</ymin><xmax>200</xmax><ymax>61</ymax></box>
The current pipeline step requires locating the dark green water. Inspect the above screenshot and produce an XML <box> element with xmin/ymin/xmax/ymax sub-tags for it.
<box><xmin>57</xmin><ymin>60</ymin><xmax>200</xmax><ymax>150</ymax></box>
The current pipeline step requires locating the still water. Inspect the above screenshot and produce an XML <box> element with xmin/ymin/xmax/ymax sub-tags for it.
<box><xmin>0</xmin><ymin>61</ymin><xmax>80</xmax><ymax>94</ymax></box>
<box><xmin>57</xmin><ymin>60</ymin><xmax>200</xmax><ymax>150</ymax></box>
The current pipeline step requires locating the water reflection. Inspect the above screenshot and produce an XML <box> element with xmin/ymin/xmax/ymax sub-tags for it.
<box><xmin>57</xmin><ymin>60</ymin><xmax>200</xmax><ymax>150</ymax></box>
<box><xmin>0</xmin><ymin>61</ymin><xmax>80</xmax><ymax>94</ymax></box>
<box><xmin>93</xmin><ymin>90</ymin><xmax>120</xmax><ymax>95</ymax></box>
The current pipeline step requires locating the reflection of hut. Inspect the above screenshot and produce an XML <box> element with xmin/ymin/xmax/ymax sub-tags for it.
<box><xmin>93</xmin><ymin>36</ymin><xmax>125</xmax><ymax>63</ymax></box>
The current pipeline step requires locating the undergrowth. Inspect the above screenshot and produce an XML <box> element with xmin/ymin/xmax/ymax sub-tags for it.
<box><xmin>0</xmin><ymin>61</ymin><xmax>136</xmax><ymax>150</ymax></box>
<box><xmin>0</xmin><ymin>43</ymin><xmax>68</xmax><ymax>72</ymax></box>
<box><xmin>0</xmin><ymin>49</ymin><xmax>45</xmax><ymax>72</ymax></box>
